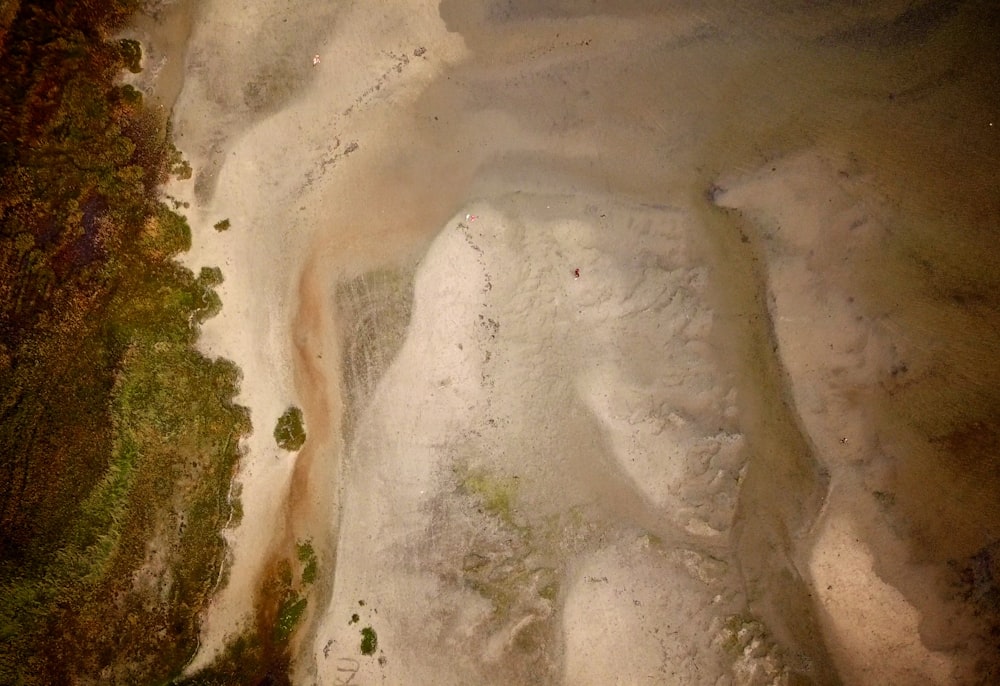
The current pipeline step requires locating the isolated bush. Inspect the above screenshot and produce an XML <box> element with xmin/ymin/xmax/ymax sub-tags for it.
<box><xmin>274</xmin><ymin>406</ymin><xmax>306</xmax><ymax>451</ymax></box>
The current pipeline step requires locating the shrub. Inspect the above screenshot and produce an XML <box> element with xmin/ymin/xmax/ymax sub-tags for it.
<box><xmin>117</xmin><ymin>38</ymin><xmax>142</xmax><ymax>73</ymax></box>
<box><xmin>274</xmin><ymin>406</ymin><xmax>306</xmax><ymax>451</ymax></box>
<box><xmin>360</xmin><ymin>626</ymin><xmax>378</xmax><ymax>656</ymax></box>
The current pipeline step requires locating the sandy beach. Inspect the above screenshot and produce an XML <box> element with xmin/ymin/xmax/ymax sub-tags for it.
<box><xmin>137</xmin><ymin>0</ymin><xmax>1000</xmax><ymax>682</ymax></box>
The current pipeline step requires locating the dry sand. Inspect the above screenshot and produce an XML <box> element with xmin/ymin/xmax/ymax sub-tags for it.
<box><xmin>138</xmin><ymin>0</ymin><xmax>1000</xmax><ymax>682</ymax></box>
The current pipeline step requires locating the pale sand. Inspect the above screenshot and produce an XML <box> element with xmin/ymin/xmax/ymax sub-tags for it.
<box><xmin>810</xmin><ymin>507</ymin><xmax>954</xmax><ymax>685</ymax></box>
<box><xmin>309</xmin><ymin>196</ymin><xmax>756</xmax><ymax>684</ymax></box>
<box><xmin>144</xmin><ymin>0</ymin><xmax>999</xmax><ymax>682</ymax></box>
<box><xmin>158</xmin><ymin>0</ymin><xmax>469</xmax><ymax>671</ymax></box>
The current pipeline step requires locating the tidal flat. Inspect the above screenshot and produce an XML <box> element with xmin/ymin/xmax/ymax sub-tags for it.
<box><xmin>3</xmin><ymin>0</ymin><xmax>997</xmax><ymax>684</ymax></box>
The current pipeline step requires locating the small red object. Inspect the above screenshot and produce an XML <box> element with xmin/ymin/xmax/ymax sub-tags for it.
<box><xmin>573</xmin><ymin>268</ymin><xmax>580</xmax><ymax>279</ymax></box>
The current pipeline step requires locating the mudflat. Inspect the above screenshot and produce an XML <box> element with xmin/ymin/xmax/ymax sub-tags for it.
<box><xmin>143</xmin><ymin>0</ymin><xmax>1000</xmax><ymax>682</ymax></box>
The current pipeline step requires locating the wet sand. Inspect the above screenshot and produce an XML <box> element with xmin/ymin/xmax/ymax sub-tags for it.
<box><xmin>144</xmin><ymin>0</ymin><xmax>999</xmax><ymax>682</ymax></box>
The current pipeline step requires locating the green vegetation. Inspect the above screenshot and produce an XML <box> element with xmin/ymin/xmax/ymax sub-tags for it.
<box><xmin>274</xmin><ymin>405</ymin><xmax>306</xmax><ymax>451</ymax></box>
<box><xmin>179</xmin><ymin>537</ymin><xmax>319</xmax><ymax>684</ymax></box>
<box><xmin>461</xmin><ymin>470</ymin><xmax>518</xmax><ymax>526</ymax></box>
<box><xmin>719</xmin><ymin>611</ymin><xmax>778</xmax><ymax>658</ymax></box>
<box><xmin>213</xmin><ymin>218</ymin><xmax>230</xmax><ymax>231</ymax></box>
<box><xmin>297</xmin><ymin>539</ymin><xmax>317</xmax><ymax>586</ymax></box>
<box><xmin>539</xmin><ymin>580</ymin><xmax>559</xmax><ymax>601</ymax></box>
<box><xmin>0</xmin><ymin>2</ymin><xmax>250</xmax><ymax>683</ymax></box>
<box><xmin>177</xmin><ymin>633</ymin><xmax>279</xmax><ymax>686</ymax></box>
<box><xmin>360</xmin><ymin>626</ymin><xmax>378</xmax><ymax>656</ymax></box>
<box><xmin>241</xmin><ymin>546</ymin><xmax>317</xmax><ymax>650</ymax></box>
<box><xmin>275</xmin><ymin>596</ymin><xmax>308</xmax><ymax>643</ymax></box>
<box><xmin>117</xmin><ymin>37</ymin><xmax>141</xmax><ymax>73</ymax></box>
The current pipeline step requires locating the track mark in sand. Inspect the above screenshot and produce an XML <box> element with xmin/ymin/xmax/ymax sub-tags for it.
<box><xmin>302</xmin><ymin>137</ymin><xmax>360</xmax><ymax>191</ymax></box>
<box><xmin>342</xmin><ymin>47</ymin><xmax>428</xmax><ymax>118</ymax></box>
<box><xmin>457</xmin><ymin>218</ymin><xmax>500</xmax><ymax>396</ymax></box>
<box><xmin>299</xmin><ymin>46</ymin><xmax>424</xmax><ymax>193</ymax></box>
